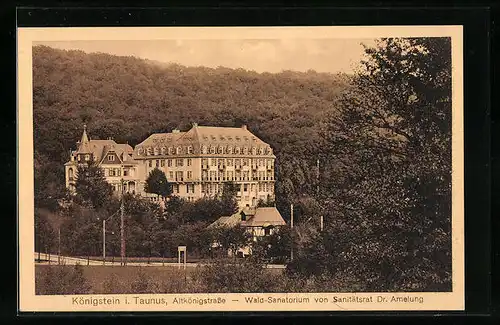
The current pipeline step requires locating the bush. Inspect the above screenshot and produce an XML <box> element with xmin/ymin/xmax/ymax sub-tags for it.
<box><xmin>102</xmin><ymin>273</ymin><xmax>129</xmax><ymax>294</ymax></box>
<box><xmin>193</xmin><ymin>258</ymin><xmax>285</xmax><ymax>293</ymax></box>
<box><xmin>36</xmin><ymin>264</ymin><xmax>91</xmax><ymax>295</ymax></box>
<box><xmin>130</xmin><ymin>267</ymin><xmax>162</xmax><ymax>293</ymax></box>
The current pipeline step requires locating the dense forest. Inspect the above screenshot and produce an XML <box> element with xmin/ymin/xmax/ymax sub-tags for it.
<box><xmin>33</xmin><ymin>45</ymin><xmax>349</xmax><ymax>215</ymax></box>
<box><xmin>33</xmin><ymin>38</ymin><xmax>453</xmax><ymax>292</ymax></box>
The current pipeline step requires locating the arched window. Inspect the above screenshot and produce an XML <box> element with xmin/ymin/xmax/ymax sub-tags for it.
<box><xmin>218</xmin><ymin>146</ymin><xmax>224</xmax><ymax>154</ymax></box>
<box><xmin>251</xmin><ymin>147</ymin><xmax>257</xmax><ymax>155</ymax></box>
<box><xmin>259</xmin><ymin>147</ymin><xmax>265</xmax><ymax>155</ymax></box>
<box><xmin>201</xmin><ymin>145</ymin><xmax>208</xmax><ymax>154</ymax></box>
<box><xmin>168</xmin><ymin>147</ymin><xmax>173</xmax><ymax>155</ymax></box>
<box><xmin>243</xmin><ymin>147</ymin><xmax>249</xmax><ymax>155</ymax></box>
<box><xmin>187</xmin><ymin>145</ymin><xmax>193</xmax><ymax>154</ymax></box>
<box><xmin>68</xmin><ymin>168</ymin><xmax>74</xmax><ymax>180</ymax></box>
<box><xmin>176</xmin><ymin>146</ymin><xmax>182</xmax><ymax>155</ymax></box>
<box><xmin>227</xmin><ymin>146</ymin><xmax>233</xmax><ymax>154</ymax></box>
<box><xmin>210</xmin><ymin>146</ymin><xmax>216</xmax><ymax>154</ymax></box>
<box><xmin>235</xmin><ymin>147</ymin><xmax>241</xmax><ymax>154</ymax></box>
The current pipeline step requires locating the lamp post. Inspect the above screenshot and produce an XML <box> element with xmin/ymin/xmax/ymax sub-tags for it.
<box><xmin>98</xmin><ymin>210</ymin><xmax>119</xmax><ymax>266</ymax></box>
<box><xmin>102</xmin><ymin>218</ymin><xmax>106</xmax><ymax>265</ymax></box>
<box><xmin>120</xmin><ymin>178</ymin><xmax>126</xmax><ymax>266</ymax></box>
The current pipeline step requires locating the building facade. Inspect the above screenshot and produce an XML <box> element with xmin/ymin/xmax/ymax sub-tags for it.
<box><xmin>64</xmin><ymin>125</ymin><xmax>141</xmax><ymax>195</ymax></box>
<box><xmin>133</xmin><ymin>123</ymin><xmax>276</xmax><ymax>208</ymax></box>
<box><xmin>65</xmin><ymin>124</ymin><xmax>276</xmax><ymax>208</ymax></box>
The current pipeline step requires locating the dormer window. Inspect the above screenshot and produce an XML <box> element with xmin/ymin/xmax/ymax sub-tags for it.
<box><xmin>201</xmin><ymin>145</ymin><xmax>208</xmax><ymax>154</ymax></box>
<box><xmin>218</xmin><ymin>146</ymin><xmax>224</xmax><ymax>154</ymax></box>
<box><xmin>210</xmin><ymin>146</ymin><xmax>216</xmax><ymax>154</ymax></box>
<box><xmin>243</xmin><ymin>147</ymin><xmax>249</xmax><ymax>155</ymax></box>
<box><xmin>235</xmin><ymin>147</ymin><xmax>241</xmax><ymax>154</ymax></box>
<box><xmin>227</xmin><ymin>146</ymin><xmax>233</xmax><ymax>154</ymax></box>
<box><xmin>85</xmin><ymin>154</ymin><xmax>90</xmax><ymax>161</ymax></box>
<box><xmin>176</xmin><ymin>146</ymin><xmax>182</xmax><ymax>155</ymax></box>
<box><xmin>108</xmin><ymin>155</ymin><xmax>115</xmax><ymax>161</ymax></box>
<box><xmin>259</xmin><ymin>147</ymin><xmax>265</xmax><ymax>155</ymax></box>
<box><xmin>251</xmin><ymin>147</ymin><xmax>257</xmax><ymax>155</ymax></box>
<box><xmin>187</xmin><ymin>146</ymin><xmax>193</xmax><ymax>154</ymax></box>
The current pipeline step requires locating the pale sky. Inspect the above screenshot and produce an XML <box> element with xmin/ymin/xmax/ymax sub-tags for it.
<box><xmin>34</xmin><ymin>39</ymin><xmax>377</xmax><ymax>74</ymax></box>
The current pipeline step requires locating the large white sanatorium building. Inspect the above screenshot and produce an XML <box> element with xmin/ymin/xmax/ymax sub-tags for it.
<box><xmin>65</xmin><ymin>123</ymin><xmax>276</xmax><ymax>208</ymax></box>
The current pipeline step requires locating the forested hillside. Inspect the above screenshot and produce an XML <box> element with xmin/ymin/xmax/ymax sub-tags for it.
<box><xmin>33</xmin><ymin>45</ymin><xmax>350</xmax><ymax>210</ymax></box>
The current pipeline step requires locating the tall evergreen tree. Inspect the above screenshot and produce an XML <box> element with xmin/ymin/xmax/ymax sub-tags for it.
<box><xmin>144</xmin><ymin>168</ymin><xmax>172</xmax><ymax>199</ymax></box>
<box><xmin>74</xmin><ymin>160</ymin><xmax>114</xmax><ymax>210</ymax></box>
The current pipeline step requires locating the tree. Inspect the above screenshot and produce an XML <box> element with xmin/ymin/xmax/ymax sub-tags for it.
<box><xmin>74</xmin><ymin>160</ymin><xmax>114</xmax><ymax>210</ymax></box>
<box><xmin>318</xmin><ymin>38</ymin><xmax>452</xmax><ymax>291</ymax></box>
<box><xmin>144</xmin><ymin>168</ymin><xmax>172</xmax><ymax>199</ymax></box>
<box><xmin>213</xmin><ymin>225</ymin><xmax>251</xmax><ymax>257</ymax></box>
<box><xmin>253</xmin><ymin>225</ymin><xmax>292</xmax><ymax>264</ymax></box>
<box><xmin>219</xmin><ymin>181</ymin><xmax>239</xmax><ymax>216</ymax></box>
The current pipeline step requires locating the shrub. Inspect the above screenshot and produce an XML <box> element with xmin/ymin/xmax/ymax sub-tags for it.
<box><xmin>194</xmin><ymin>258</ymin><xmax>284</xmax><ymax>293</ymax></box>
<box><xmin>130</xmin><ymin>267</ymin><xmax>162</xmax><ymax>293</ymax></box>
<box><xmin>102</xmin><ymin>273</ymin><xmax>129</xmax><ymax>294</ymax></box>
<box><xmin>36</xmin><ymin>264</ymin><xmax>91</xmax><ymax>295</ymax></box>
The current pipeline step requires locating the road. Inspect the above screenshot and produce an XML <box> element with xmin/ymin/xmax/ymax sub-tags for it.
<box><xmin>34</xmin><ymin>252</ymin><xmax>286</xmax><ymax>269</ymax></box>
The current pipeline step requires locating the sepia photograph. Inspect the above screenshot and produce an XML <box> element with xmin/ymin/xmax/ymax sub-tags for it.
<box><xmin>18</xmin><ymin>26</ymin><xmax>464</xmax><ymax>312</ymax></box>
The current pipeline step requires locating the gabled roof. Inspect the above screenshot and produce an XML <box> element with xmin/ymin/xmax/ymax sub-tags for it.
<box><xmin>133</xmin><ymin>124</ymin><xmax>275</xmax><ymax>158</ymax></box>
<box><xmin>189</xmin><ymin>125</ymin><xmax>268</xmax><ymax>147</ymax></box>
<box><xmin>208</xmin><ymin>207</ymin><xmax>286</xmax><ymax>229</ymax></box>
<box><xmin>99</xmin><ymin>143</ymin><xmax>135</xmax><ymax>164</ymax></box>
<box><xmin>70</xmin><ymin>126</ymin><xmax>137</xmax><ymax>165</ymax></box>
<box><xmin>207</xmin><ymin>213</ymin><xmax>242</xmax><ymax>229</ymax></box>
<box><xmin>244</xmin><ymin>207</ymin><xmax>286</xmax><ymax>227</ymax></box>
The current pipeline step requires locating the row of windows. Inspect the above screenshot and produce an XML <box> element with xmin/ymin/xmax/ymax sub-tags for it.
<box><xmin>148</xmin><ymin>158</ymin><xmax>192</xmax><ymax>168</ymax></box>
<box><xmin>202</xmin><ymin>158</ymin><xmax>274</xmax><ymax>168</ymax></box>
<box><xmin>166</xmin><ymin>171</ymin><xmax>193</xmax><ymax>182</ymax></box>
<box><xmin>68</xmin><ymin>167</ymin><xmax>135</xmax><ymax>180</ymax></box>
<box><xmin>201</xmin><ymin>182</ymin><xmax>273</xmax><ymax>194</ymax></box>
<box><xmin>140</xmin><ymin>145</ymin><xmax>272</xmax><ymax>156</ymax></box>
<box><xmin>200</xmin><ymin>145</ymin><xmax>272</xmax><ymax>156</ymax></box>
<box><xmin>111</xmin><ymin>182</ymin><xmax>136</xmax><ymax>193</ymax></box>
<box><xmin>170</xmin><ymin>184</ymin><xmax>196</xmax><ymax>194</ymax></box>
<box><xmin>103</xmin><ymin>168</ymin><xmax>135</xmax><ymax>177</ymax></box>
<box><xmin>202</xmin><ymin>170</ymin><xmax>274</xmax><ymax>182</ymax></box>
<box><xmin>141</xmin><ymin>146</ymin><xmax>194</xmax><ymax>156</ymax></box>
<box><xmin>77</xmin><ymin>154</ymin><xmax>95</xmax><ymax>161</ymax></box>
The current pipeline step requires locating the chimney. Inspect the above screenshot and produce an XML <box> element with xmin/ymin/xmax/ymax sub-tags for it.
<box><xmin>241</xmin><ymin>125</ymin><xmax>247</xmax><ymax>130</ymax></box>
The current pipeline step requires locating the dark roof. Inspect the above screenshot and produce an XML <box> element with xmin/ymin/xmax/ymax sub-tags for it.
<box><xmin>208</xmin><ymin>207</ymin><xmax>286</xmax><ymax>229</ymax></box>
<box><xmin>244</xmin><ymin>207</ymin><xmax>286</xmax><ymax>227</ymax></box>
<box><xmin>133</xmin><ymin>125</ymin><xmax>275</xmax><ymax>158</ymax></box>
<box><xmin>207</xmin><ymin>213</ymin><xmax>242</xmax><ymax>229</ymax></box>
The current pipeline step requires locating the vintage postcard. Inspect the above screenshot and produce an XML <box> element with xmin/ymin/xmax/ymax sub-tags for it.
<box><xmin>18</xmin><ymin>26</ymin><xmax>464</xmax><ymax>312</ymax></box>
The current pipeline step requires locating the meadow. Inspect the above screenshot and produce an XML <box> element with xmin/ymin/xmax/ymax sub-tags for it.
<box><xmin>35</xmin><ymin>263</ymin><xmax>286</xmax><ymax>295</ymax></box>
